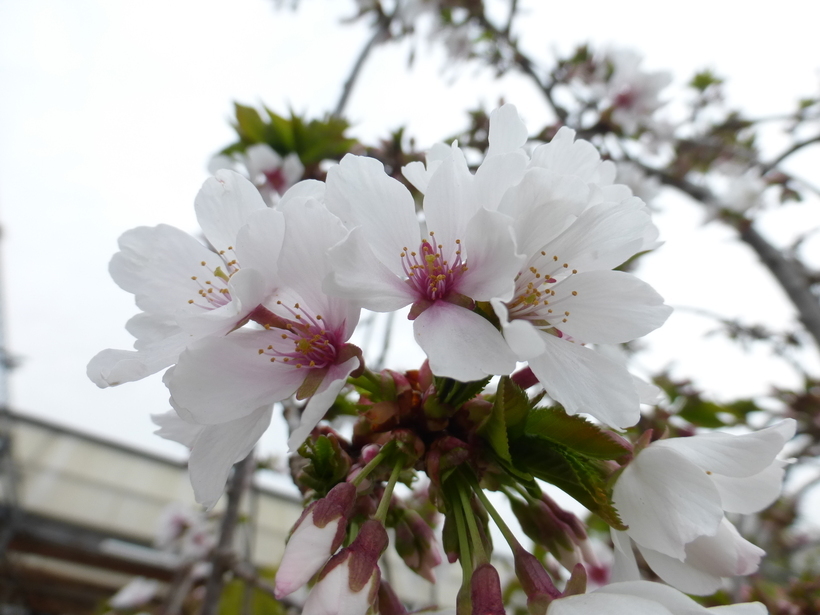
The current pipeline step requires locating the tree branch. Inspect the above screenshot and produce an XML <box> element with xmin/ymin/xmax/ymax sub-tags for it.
<box><xmin>200</xmin><ymin>452</ymin><xmax>256</xmax><ymax>615</ymax></box>
<box><xmin>762</xmin><ymin>133</ymin><xmax>820</xmax><ymax>174</ymax></box>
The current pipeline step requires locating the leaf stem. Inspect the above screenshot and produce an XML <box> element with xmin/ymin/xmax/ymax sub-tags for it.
<box><xmin>351</xmin><ymin>440</ymin><xmax>396</xmax><ymax>488</ymax></box>
<box><xmin>374</xmin><ymin>456</ymin><xmax>404</xmax><ymax>523</ymax></box>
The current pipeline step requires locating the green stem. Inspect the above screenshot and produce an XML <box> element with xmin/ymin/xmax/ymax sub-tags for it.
<box><xmin>351</xmin><ymin>440</ymin><xmax>396</xmax><ymax>488</ymax></box>
<box><xmin>374</xmin><ymin>457</ymin><xmax>403</xmax><ymax>523</ymax></box>
<box><xmin>452</xmin><ymin>488</ymin><xmax>473</xmax><ymax>578</ymax></box>
<box><xmin>465</xmin><ymin>471</ymin><xmax>522</xmax><ymax>551</ymax></box>
<box><xmin>458</xmin><ymin>481</ymin><xmax>488</xmax><ymax>565</ymax></box>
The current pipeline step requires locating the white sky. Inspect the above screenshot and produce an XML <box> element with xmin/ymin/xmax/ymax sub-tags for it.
<box><xmin>1</xmin><ymin>0</ymin><xmax>819</xmax><ymax>471</ymax></box>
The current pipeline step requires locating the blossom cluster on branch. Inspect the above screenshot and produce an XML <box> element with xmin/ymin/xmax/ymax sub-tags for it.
<box><xmin>89</xmin><ymin>103</ymin><xmax>796</xmax><ymax>615</ymax></box>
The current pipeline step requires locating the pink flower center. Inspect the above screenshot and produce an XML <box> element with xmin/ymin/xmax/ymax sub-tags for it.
<box><xmin>256</xmin><ymin>302</ymin><xmax>342</xmax><ymax>369</ymax></box>
<box><xmin>187</xmin><ymin>249</ymin><xmax>240</xmax><ymax>310</ymax></box>
<box><xmin>400</xmin><ymin>233</ymin><xmax>467</xmax><ymax>302</ymax></box>
<box><xmin>507</xmin><ymin>251</ymin><xmax>579</xmax><ymax>332</ymax></box>
<box><xmin>264</xmin><ymin>168</ymin><xmax>288</xmax><ymax>194</ymax></box>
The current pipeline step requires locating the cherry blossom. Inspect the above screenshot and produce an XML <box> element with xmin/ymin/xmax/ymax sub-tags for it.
<box><xmin>165</xmin><ymin>195</ymin><xmax>362</xmax><ymax>452</ymax></box>
<box><xmin>88</xmin><ymin>170</ymin><xmax>283</xmax><ymax>388</ymax></box>
<box><xmin>210</xmin><ymin>143</ymin><xmax>304</xmax><ymax>205</ymax></box>
<box><xmin>611</xmin><ymin>420</ymin><xmax>795</xmax><ymax>594</ymax></box>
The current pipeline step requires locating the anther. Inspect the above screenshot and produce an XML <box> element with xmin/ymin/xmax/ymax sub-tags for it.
<box><xmin>572</xmin><ymin>291</ymin><xmax>578</xmax><ymax>296</ymax></box>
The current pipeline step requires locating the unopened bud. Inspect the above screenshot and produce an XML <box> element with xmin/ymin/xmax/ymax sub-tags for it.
<box><xmin>512</xmin><ymin>544</ymin><xmax>560</xmax><ymax>615</ymax></box>
<box><xmin>470</xmin><ymin>563</ymin><xmax>505</xmax><ymax>615</ymax></box>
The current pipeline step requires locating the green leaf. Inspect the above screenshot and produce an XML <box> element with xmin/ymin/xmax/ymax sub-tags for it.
<box><xmin>512</xmin><ymin>436</ymin><xmax>625</xmax><ymax>530</ymax></box>
<box><xmin>234</xmin><ymin>103</ymin><xmax>270</xmax><ymax>143</ymax></box>
<box><xmin>434</xmin><ymin>375</ymin><xmax>491</xmax><ymax>408</ymax></box>
<box><xmin>524</xmin><ymin>406</ymin><xmax>631</xmax><ymax>460</ymax></box>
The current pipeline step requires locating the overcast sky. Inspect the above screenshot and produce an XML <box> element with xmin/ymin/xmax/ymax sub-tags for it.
<box><xmin>1</xmin><ymin>0</ymin><xmax>819</xmax><ymax>471</ymax></box>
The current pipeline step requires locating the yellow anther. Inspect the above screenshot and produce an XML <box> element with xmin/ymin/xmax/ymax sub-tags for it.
<box><xmin>264</xmin><ymin>324</ymin><xmax>271</xmax><ymax>330</ymax></box>
<box><xmin>564</xmin><ymin>311</ymin><xmax>570</xmax><ymax>316</ymax></box>
<box><xmin>572</xmin><ymin>291</ymin><xmax>578</xmax><ymax>296</ymax></box>
<box><xmin>281</xmin><ymin>334</ymin><xmax>287</xmax><ymax>339</ymax></box>
<box><xmin>553</xmin><ymin>255</ymin><xmax>558</xmax><ymax>261</ymax></box>
<box><xmin>572</xmin><ymin>269</ymin><xmax>578</xmax><ymax>274</ymax></box>
<box><xmin>541</xmin><ymin>251</ymin><xmax>546</xmax><ymax>256</ymax></box>
<box><xmin>548</xmin><ymin>309</ymin><xmax>553</xmax><ymax>313</ymax></box>
<box><xmin>563</xmin><ymin>263</ymin><xmax>568</xmax><ymax>268</ymax></box>
<box><xmin>200</xmin><ymin>261</ymin><xmax>206</xmax><ymax>266</ymax></box>
<box><xmin>316</xmin><ymin>315</ymin><xmax>323</xmax><ymax>320</ymax></box>
<box><xmin>191</xmin><ymin>276</ymin><xmax>197</xmax><ymax>280</ymax></box>
<box><xmin>258</xmin><ymin>349</ymin><xmax>264</xmax><ymax>355</ymax></box>
<box><xmin>188</xmin><ymin>299</ymin><xmax>194</xmax><ymax>304</ymax></box>
<box><xmin>294</xmin><ymin>303</ymin><xmax>300</xmax><ymax>309</ymax></box>
<box><xmin>270</xmin><ymin>357</ymin><xmax>276</xmax><ymax>362</ymax></box>
<box><xmin>267</xmin><ymin>345</ymin><xmax>273</xmax><ymax>349</ymax></box>
<box><xmin>562</xmin><ymin>318</ymin><xmax>567</xmax><ymax>323</ymax></box>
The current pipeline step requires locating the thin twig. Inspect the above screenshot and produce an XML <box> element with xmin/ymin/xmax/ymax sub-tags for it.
<box><xmin>762</xmin><ymin>133</ymin><xmax>820</xmax><ymax>174</ymax></box>
<box><xmin>200</xmin><ymin>452</ymin><xmax>256</xmax><ymax>615</ymax></box>
<box><xmin>334</xmin><ymin>12</ymin><xmax>392</xmax><ymax>118</ymax></box>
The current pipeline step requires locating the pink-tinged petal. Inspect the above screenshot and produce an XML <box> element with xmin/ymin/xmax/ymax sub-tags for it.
<box><xmin>491</xmin><ymin>299</ymin><xmax>546</xmax><ymax>359</ymax></box>
<box><xmin>195</xmin><ymin>170</ymin><xmax>267</xmax><ymax>253</ymax></box>
<box><xmin>472</xmin><ymin>151</ymin><xmax>529</xmax><ymax>211</ymax></box>
<box><xmin>302</xmin><ymin>559</ymin><xmax>378</xmax><ymax>615</ymax></box>
<box><xmin>487</xmin><ymin>104</ymin><xmax>529</xmax><ymax>158</ymax></box>
<box><xmin>527</xmin><ymin>333</ymin><xmax>641</xmax><ymax>428</ymax></box>
<box><xmin>188</xmin><ymin>406</ymin><xmax>273</xmax><ymax>508</ymax></box>
<box><xmin>151</xmin><ymin>410</ymin><xmax>202</xmax><ymax>448</ymax></box>
<box><xmin>595</xmin><ymin>581</ymin><xmax>711</xmax><ymax>614</ymax></box>
<box><xmin>537</xmin><ymin>202</ymin><xmax>651</xmax><ymax>273</ymax></box>
<box><xmin>545</xmin><ymin>271</ymin><xmax>671</xmax><ymax>344</ymax></box>
<box><xmin>325</xmin><ymin>226</ymin><xmax>416</xmax><ymax>312</ymax></box>
<box><xmin>456</xmin><ymin>209</ymin><xmax>523</xmax><ymax>301</ymax></box>
<box><xmin>233</xmin><ymin>208</ymin><xmax>285</xmax><ymax>289</ymax></box>
<box><xmin>325</xmin><ymin>155</ymin><xmax>419</xmax><ymax>274</ymax></box>
<box><xmin>413</xmin><ymin>301</ymin><xmax>517</xmax><ymax>381</ymax></box>
<box><xmin>610</xmin><ymin>530</ymin><xmax>641</xmax><ymax>583</ymax></box>
<box><xmin>87</xmin><ymin>331</ymin><xmax>193</xmax><ymax>387</ymax></box>
<box><xmin>497</xmin><ymin>169</ymin><xmax>588</xmax><ymax>257</ymax></box>
<box><xmin>711</xmin><ymin>459</ymin><xmax>789</xmax><ymax>514</ymax></box>
<box><xmin>653</xmin><ymin>419</ymin><xmax>796</xmax><ymax>478</ymax></box>
<box><xmin>166</xmin><ymin>331</ymin><xmax>305</xmax><ymax>425</ymax></box>
<box><xmin>287</xmin><ymin>356</ymin><xmax>361</xmax><ymax>451</ymax></box>
<box><xmin>547</xmin><ymin>592</ymin><xmax>671</xmax><ymax>615</ymax></box>
<box><xmin>423</xmin><ymin>146</ymin><xmax>476</xmax><ymax>250</ymax></box>
<box><xmin>110</xmin><ymin>224</ymin><xmax>222</xmax><ymax>314</ymax></box>
<box><xmin>279</xmin><ymin>198</ymin><xmax>348</xmax><ymax>310</ymax></box>
<box><xmin>613</xmin><ymin>446</ymin><xmax>723</xmax><ymax>560</ymax></box>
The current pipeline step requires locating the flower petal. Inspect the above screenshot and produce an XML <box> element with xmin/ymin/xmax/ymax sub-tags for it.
<box><xmin>547</xmin><ymin>592</ymin><xmax>672</xmax><ymax>615</ymax></box>
<box><xmin>653</xmin><ymin>419</ymin><xmax>796</xmax><ymax>478</ymax></box>
<box><xmin>710</xmin><ymin>459</ymin><xmax>788</xmax><ymax>514</ymax></box>
<box><xmin>456</xmin><ymin>209</ymin><xmax>524</xmax><ymax>302</ymax></box>
<box><xmin>87</xmin><ymin>331</ymin><xmax>193</xmax><ymax>387</ymax></box>
<box><xmin>492</xmin><ymin>299</ymin><xmax>546</xmax><ymax>359</ymax></box>
<box><xmin>188</xmin><ymin>406</ymin><xmax>273</xmax><ymax>508</ymax></box>
<box><xmin>487</xmin><ymin>104</ymin><xmax>529</xmax><ymax>157</ymax></box>
<box><xmin>195</xmin><ymin>170</ymin><xmax>268</xmax><ymax>253</ymax></box>
<box><xmin>413</xmin><ymin>302</ymin><xmax>517</xmax><ymax>381</ymax></box>
<box><xmin>613</xmin><ymin>445</ymin><xmax>723</xmax><ymax>559</ymax></box>
<box><xmin>610</xmin><ymin>530</ymin><xmax>641</xmax><ymax>583</ymax></box>
<box><xmin>233</xmin><ymin>207</ymin><xmax>285</xmax><ymax>289</ymax></box>
<box><xmin>545</xmin><ymin>271</ymin><xmax>672</xmax><ymax>344</ymax></box>
<box><xmin>527</xmin><ymin>333</ymin><xmax>641</xmax><ymax>428</ymax></box>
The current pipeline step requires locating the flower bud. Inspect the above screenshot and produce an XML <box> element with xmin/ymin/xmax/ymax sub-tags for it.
<box><xmin>274</xmin><ymin>482</ymin><xmax>357</xmax><ymax>599</ymax></box>
<box><xmin>512</xmin><ymin>544</ymin><xmax>560</xmax><ymax>615</ymax></box>
<box><xmin>393</xmin><ymin>509</ymin><xmax>442</xmax><ymax>583</ymax></box>
<box><xmin>470</xmin><ymin>563</ymin><xmax>506</xmax><ymax>615</ymax></box>
<box><xmin>303</xmin><ymin>519</ymin><xmax>388</xmax><ymax>615</ymax></box>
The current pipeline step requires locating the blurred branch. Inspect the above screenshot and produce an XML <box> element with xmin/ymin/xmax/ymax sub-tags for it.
<box><xmin>201</xmin><ymin>452</ymin><xmax>256</xmax><ymax>615</ymax></box>
<box><xmin>762</xmin><ymin>133</ymin><xmax>820</xmax><ymax>174</ymax></box>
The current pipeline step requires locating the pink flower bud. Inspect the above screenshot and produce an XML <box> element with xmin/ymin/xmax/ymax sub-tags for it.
<box><xmin>470</xmin><ymin>563</ymin><xmax>506</xmax><ymax>615</ymax></box>
<box><xmin>274</xmin><ymin>482</ymin><xmax>357</xmax><ymax>599</ymax></box>
<box><xmin>512</xmin><ymin>544</ymin><xmax>560</xmax><ymax>615</ymax></box>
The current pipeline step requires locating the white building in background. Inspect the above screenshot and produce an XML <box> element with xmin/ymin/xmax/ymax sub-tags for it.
<box><xmin>0</xmin><ymin>411</ymin><xmax>458</xmax><ymax>614</ymax></box>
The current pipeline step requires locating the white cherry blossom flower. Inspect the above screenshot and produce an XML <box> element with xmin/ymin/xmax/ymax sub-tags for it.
<box><xmin>323</xmin><ymin>107</ymin><xmax>530</xmax><ymax>381</ymax></box>
<box><xmin>611</xmin><ymin>420</ymin><xmax>795</xmax><ymax>594</ymax></box>
<box><xmin>165</xmin><ymin>196</ymin><xmax>362</xmax><ymax>452</ymax></box>
<box><xmin>547</xmin><ymin>580</ymin><xmax>765</xmax><ymax>615</ymax></box>
<box><xmin>209</xmin><ymin>143</ymin><xmax>304</xmax><ymax>205</ymax></box>
<box><xmin>601</xmin><ymin>49</ymin><xmax>672</xmax><ymax>135</ymax></box>
<box><xmin>88</xmin><ymin>170</ymin><xmax>283</xmax><ymax>388</ymax></box>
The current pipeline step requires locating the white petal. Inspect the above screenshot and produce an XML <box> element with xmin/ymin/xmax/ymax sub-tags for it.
<box><xmin>233</xmin><ymin>207</ymin><xmax>285</xmax><ymax>289</ymax></box>
<box><xmin>325</xmin><ymin>155</ymin><xmax>419</xmax><ymax>274</ymax></box>
<box><xmin>278</xmin><ymin>179</ymin><xmax>326</xmax><ymax>209</ymax></box>
<box><xmin>324</xmin><ymin>226</ymin><xmax>415</xmax><ymax>312</ymax></box>
<box><xmin>401</xmin><ymin>142</ymin><xmax>451</xmax><ymax>194</ymax></box>
<box><xmin>492</xmin><ymin>299</ymin><xmax>546</xmax><ymax>359</ymax></box>
<box><xmin>244</xmin><ymin>143</ymin><xmax>283</xmax><ymax>178</ymax></box>
<box><xmin>188</xmin><ymin>406</ymin><xmax>273</xmax><ymax>508</ymax></box>
<box><xmin>151</xmin><ymin>410</ymin><xmax>202</xmax><ymax>448</ymax></box>
<box><xmin>684</xmin><ymin>518</ymin><xmax>764</xmax><ymax>578</ymax></box>
<box><xmin>497</xmin><ymin>169</ymin><xmax>587</xmax><ymax>257</ymax></box>
<box><xmin>275</xmin><ymin>511</ymin><xmax>343</xmax><ymax>598</ymax></box>
<box><xmin>527</xmin><ymin>333</ymin><xmax>641</xmax><ymax>428</ymax></box>
<box><xmin>653</xmin><ymin>420</ymin><xmax>796</xmax><ymax>478</ymax></box>
<box><xmin>547</xmin><ymin>592</ymin><xmax>672</xmax><ymax>615</ymax></box>
<box><xmin>530</xmin><ymin>127</ymin><xmax>610</xmax><ymax>184</ymax></box>
<box><xmin>423</xmin><ymin>146</ymin><xmax>476</xmax><ymax>251</ymax></box>
<box><xmin>707</xmin><ymin>604</ymin><xmax>767</xmax><ymax>615</ymax></box>
<box><xmin>596</xmin><ymin>580</ymin><xmax>710</xmax><ymax>614</ymax></box>
<box><xmin>456</xmin><ymin>209</ymin><xmax>523</xmax><ymax>301</ymax></box>
<box><xmin>610</xmin><ymin>530</ymin><xmax>641</xmax><ymax>583</ymax></box>
<box><xmin>544</xmin><ymin>271</ymin><xmax>671</xmax><ymax>344</ymax></box>
<box><xmin>487</xmin><ymin>104</ymin><xmax>529</xmax><ymax>157</ymax></box>
<box><xmin>195</xmin><ymin>170</ymin><xmax>268</xmax><ymax>253</ymax></box>
<box><xmin>87</xmin><ymin>331</ymin><xmax>193</xmax><ymax>387</ymax></box>
<box><xmin>637</xmin><ymin>545</ymin><xmax>723</xmax><ymax>596</ymax></box>
<box><xmin>613</xmin><ymin>446</ymin><xmax>723</xmax><ymax>559</ymax></box>
<box><xmin>287</xmin><ymin>356</ymin><xmax>361</xmax><ymax>451</ymax></box>
<box><xmin>302</xmin><ymin>560</ymin><xmax>376</xmax><ymax>615</ymax></box>
<box><xmin>110</xmin><ymin>224</ymin><xmax>220</xmax><ymax>314</ymax></box>
<box><xmin>711</xmin><ymin>459</ymin><xmax>788</xmax><ymax>514</ymax></box>
<box><xmin>126</xmin><ymin>312</ymin><xmax>180</xmax><ymax>346</ymax></box>
<box><xmin>166</xmin><ymin>331</ymin><xmax>305</xmax><ymax>425</ymax></box>
<box><xmin>472</xmin><ymin>150</ymin><xmax>529</xmax><ymax>211</ymax></box>
<box><xmin>413</xmin><ymin>301</ymin><xmax>517</xmax><ymax>381</ymax></box>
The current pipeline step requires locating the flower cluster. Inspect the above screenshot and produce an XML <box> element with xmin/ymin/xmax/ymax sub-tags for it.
<box><xmin>90</xmin><ymin>105</ymin><xmax>788</xmax><ymax>614</ymax></box>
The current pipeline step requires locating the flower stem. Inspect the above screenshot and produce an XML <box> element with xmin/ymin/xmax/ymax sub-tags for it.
<box><xmin>351</xmin><ymin>440</ymin><xmax>396</xmax><ymax>488</ymax></box>
<box><xmin>374</xmin><ymin>457</ymin><xmax>404</xmax><ymax>523</ymax></box>
<box><xmin>465</xmin><ymin>471</ymin><xmax>522</xmax><ymax>552</ymax></box>
<box><xmin>457</xmin><ymin>481</ymin><xmax>488</xmax><ymax>565</ymax></box>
